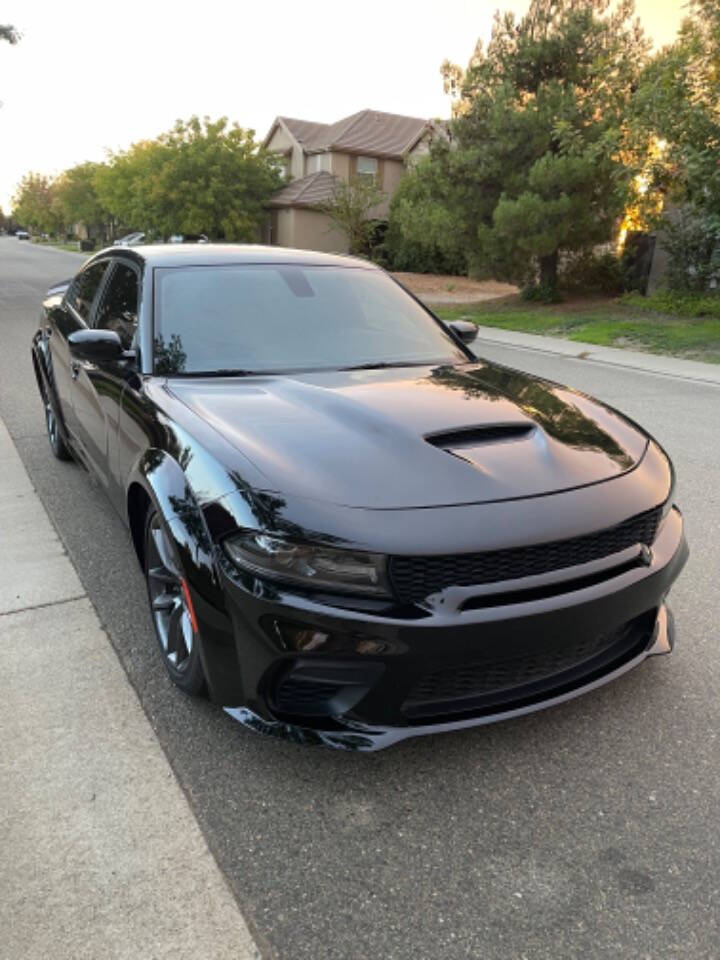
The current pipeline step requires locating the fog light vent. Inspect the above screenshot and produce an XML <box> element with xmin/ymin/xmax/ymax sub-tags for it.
<box><xmin>271</xmin><ymin>661</ymin><xmax>385</xmax><ymax>719</ymax></box>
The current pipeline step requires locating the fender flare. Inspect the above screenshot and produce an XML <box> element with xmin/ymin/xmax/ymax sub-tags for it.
<box><xmin>126</xmin><ymin>448</ymin><xmax>216</xmax><ymax>576</ymax></box>
<box><xmin>31</xmin><ymin>333</ymin><xmax>71</xmax><ymax>443</ymax></box>
<box><xmin>126</xmin><ymin>449</ymin><xmax>244</xmax><ymax>705</ymax></box>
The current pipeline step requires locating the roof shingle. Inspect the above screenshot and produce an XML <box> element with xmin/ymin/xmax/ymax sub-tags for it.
<box><xmin>267</xmin><ymin>171</ymin><xmax>337</xmax><ymax>208</ymax></box>
<box><xmin>275</xmin><ymin>109</ymin><xmax>428</xmax><ymax>160</ymax></box>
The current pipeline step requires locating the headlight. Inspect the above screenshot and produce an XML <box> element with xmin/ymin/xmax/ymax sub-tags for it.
<box><xmin>223</xmin><ymin>531</ymin><xmax>391</xmax><ymax>597</ymax></box>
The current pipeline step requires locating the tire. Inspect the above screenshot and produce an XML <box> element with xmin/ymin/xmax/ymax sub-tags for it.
<box><xmin>144</xmin><ymin>508</ymin><xmax>207</xmax><ymax>696</ymax></box>
<box><xmin>40</xmin><ymin>377</ymin><xmax>72</xmax><ymax>461</ymax></box>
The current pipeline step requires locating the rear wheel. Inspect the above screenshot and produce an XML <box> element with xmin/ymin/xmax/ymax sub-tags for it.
<box><xmin>144</xmin><ymin>509</ymin><xmax>206</xmax><ymax>696</ymax></box>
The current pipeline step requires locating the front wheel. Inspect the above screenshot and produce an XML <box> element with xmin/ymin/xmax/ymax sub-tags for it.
<box><xmin>144</xmin><ymin>509</ymin><xmax>207</xmax><ymax>697</ymax></box>
<box><xmin>40</xmin><ymin>378</ymin><xmax>72</xmax><ymax>461</ymax></box>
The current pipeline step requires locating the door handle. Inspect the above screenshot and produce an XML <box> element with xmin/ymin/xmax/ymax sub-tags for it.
<box><xmin>71</xmin><ymin>361</ymin><xmax>81</xmax><ymax>381</ymax></box>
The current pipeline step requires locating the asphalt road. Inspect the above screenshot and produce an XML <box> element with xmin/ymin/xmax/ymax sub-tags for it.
<box><xmin>2</xmin><ymin>236</ymin><xmax>719</xmax><ymax>960</ymax></box>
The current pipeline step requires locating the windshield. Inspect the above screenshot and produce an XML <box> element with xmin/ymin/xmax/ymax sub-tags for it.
<box><xmin>152</xmin><ymin>264</ymin><xmax>467</xmax><ymax>375</ymax></box>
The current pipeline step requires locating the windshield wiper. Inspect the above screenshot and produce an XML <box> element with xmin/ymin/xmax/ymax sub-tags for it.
<box><xmin>174</xmin><ymin>368</ymin><xmax>271</xmax><ymax>378</ymax></box>
<box><xmin>340</xmin><ymin>360</ymin><xmax>436</xmax><ymax>371</ymax></box>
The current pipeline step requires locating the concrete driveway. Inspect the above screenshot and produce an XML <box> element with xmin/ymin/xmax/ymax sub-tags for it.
<box><xmin>1</xmin><ymin>237</ymin><xmax>718</xmax><ymax>959</ymax></box>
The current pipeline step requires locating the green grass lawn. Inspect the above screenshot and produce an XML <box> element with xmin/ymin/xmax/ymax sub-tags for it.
<box><xmin>31</xmin><ymin>238</ymin><xmax>87</xmax><ymax>254</ymax></box>
<box><xmin>435</xmin><ymin>293</ymin><xmax>720</xmax><ymax>364</ymax></box>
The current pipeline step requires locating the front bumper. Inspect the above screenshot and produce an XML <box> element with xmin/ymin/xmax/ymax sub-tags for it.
<box><xmin>218</xmin><ymin>507</ymin><xmax>687</xmax><ymax>751</ymax></box>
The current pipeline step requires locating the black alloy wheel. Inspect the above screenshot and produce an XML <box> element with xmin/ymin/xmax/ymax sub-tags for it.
<box><xmin>144</xmin><ymin>509</ymin><xmax>206</xmax><ymax>696</ymax></box>
<box><xmin>40</xmin><ymin>379</ymin><xmax>72</xmax><ymax>461</ymax></box>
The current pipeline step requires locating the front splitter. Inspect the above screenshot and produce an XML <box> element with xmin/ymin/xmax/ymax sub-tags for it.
<box><xmin>224</xmin><ymin>604</ymin><xmax>674</xmax><ymax>752</ymax></box>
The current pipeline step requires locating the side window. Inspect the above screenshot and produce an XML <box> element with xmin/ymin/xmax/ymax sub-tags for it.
<box><xmin>67</xmin><ymin>261</ymin><xmax>109</xmax><ymax>322</ymax></box>
<box><xmin>95</xmin><ymin>262</ymin><xmax>140</xmax><ymax>350</ymax></box>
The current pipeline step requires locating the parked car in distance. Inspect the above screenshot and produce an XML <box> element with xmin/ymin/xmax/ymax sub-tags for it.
<box><xmin>31</xmin><ymin>244</ymin><xmax>688</xmax><ymax>751</ymax></box>
<box><xmin>16</xmin><ymin>230</ymin><xmax>30</xmax><ymax>240</ymax></box>
<box><xmin>168</xmin><ymin>233</ymin><xmax>209</xmax><ymax>243</ymax></box>
<box><xmin>113</xmin><ymin>232</ymin><xmax>145</xmax><ymax>246</ymax></box>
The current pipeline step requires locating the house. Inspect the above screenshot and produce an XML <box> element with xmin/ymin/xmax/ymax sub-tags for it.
<box><xmin>263</xmin><ymin>109</ymin><xmax>437</xmax><ymax>253</ymax></box>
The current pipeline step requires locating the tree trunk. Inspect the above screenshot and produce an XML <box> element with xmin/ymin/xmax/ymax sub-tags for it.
<box><xmin>539</xmin><ymin>250</ymin><xmax>559</xmax><ymax>295</ymax></box>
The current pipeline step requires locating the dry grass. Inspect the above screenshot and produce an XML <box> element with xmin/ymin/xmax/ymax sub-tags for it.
<box><xmin>391</xmin><ymin>272</ymin><xmax>518</xmax><ymax>304</ymax></box>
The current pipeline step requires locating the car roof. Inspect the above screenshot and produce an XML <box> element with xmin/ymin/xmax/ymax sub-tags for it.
<box><xmin>89</xmin><ymin>243</ymin><xmax>376</xmax><ymax>270</ymax></box>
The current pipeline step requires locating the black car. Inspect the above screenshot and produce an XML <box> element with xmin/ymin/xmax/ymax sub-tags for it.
<box><xmin>32</xmin><ymin>245</ymin><xmax>688</xmax><ymax>750</ymax></box>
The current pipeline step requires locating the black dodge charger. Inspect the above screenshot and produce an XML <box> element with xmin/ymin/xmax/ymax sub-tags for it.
<box><xmin>32</xmin><ymin>244</ymin><xmax>688</xmax><ymax>750</ymax></box>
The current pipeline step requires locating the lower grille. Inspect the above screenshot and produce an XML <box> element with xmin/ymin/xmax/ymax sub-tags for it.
<box><xmin>272</xmin><ymin>661</ymin><xmax>385</xmax><ymax>719</ymax></box>
<box><xmin>390</xmin><ymin>507</ymin><xmax>662</xmax><ymax>605</ymax></box>
<box><xmin>275</xmin><ymin>677</ymin><xmax>341</xmax><ymax>713</ymax></box>
<box><xmin>402</xmin><ymin>611</ymin><xmax>655</xmax><ymax>719</ymax></box>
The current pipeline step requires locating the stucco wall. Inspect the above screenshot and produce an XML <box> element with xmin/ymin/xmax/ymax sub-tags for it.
<box><xmin>292</xmin><ymin>209</ymin><xmax>349</xmax><ymax>253</ymax></box>
<box><xmin>381</xmin><ymin>158</ymin><xmax>405</xmax><ymax>197</ymax></box>
<box><xmin>266</xmin><ymin>124</ymin><xmax>304</xmax><ymax>181</ymax></box>
<box><xmin>274</xmin><ymin>209</ymin><xmax>295</xmax><ymax>248</ymax></box>
<box><xmin>372</xmin><ymin>158</ymin><xmax>404</xmax><ymax>218</ymax></box>
<box><xmin>326</xmin><ymin>153</ymin><xmax>407</xmax><ymax>218</ymax></box>
<box><xmin>330</xmin><ymin>152</ymin><xmax>351</xmax><ymax>180</ymax></box>
<box><xmin>407</xmin><ymin>134</ymin><xmax>432</xmax><ymax>164</ymax></box>
<box><xmin>275</xmin><ymin>209</ymin><xmax>348</xmax><ymax>254</ymax></box>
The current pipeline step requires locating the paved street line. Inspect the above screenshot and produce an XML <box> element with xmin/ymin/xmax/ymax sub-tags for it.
<box><xmin>0</xmin><ymin>418</ymin><xmax>261</xmax><ymax>960</ymax></box>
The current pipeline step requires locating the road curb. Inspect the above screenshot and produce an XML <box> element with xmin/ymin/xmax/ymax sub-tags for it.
<box><xmin>0</xmin><ymin>417</ymin><xmax>261</xmax><ymax>960</ymax></box>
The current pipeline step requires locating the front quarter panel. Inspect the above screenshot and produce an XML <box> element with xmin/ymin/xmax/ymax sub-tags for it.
<box><xmin>119</xmin><ymin>368</ymin><xmax>274</xmax><ymax>708</ymax></box>
<box><xmin>128</xmin><ymin>447</ymin><xmax>246</xmax><ymax>704</ymax></box>
<box><xmin>32</xmin><ymin>292</ymin><xmax>76</xmax><ymax>444</ymax></box>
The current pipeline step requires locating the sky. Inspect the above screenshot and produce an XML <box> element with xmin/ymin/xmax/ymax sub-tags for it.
<box><xmin>0</xmin><ymin>0</ymin><xmax>689</xmax><ymax>213</ymax></box>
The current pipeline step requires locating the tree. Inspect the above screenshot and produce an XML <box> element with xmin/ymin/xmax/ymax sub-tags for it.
<box><xmin>630</xmin><ymin>0</ymin><xmax>720</xmax><ymax>291</ymax></box>
<box><xmin>383</xmin><ymin>161</ymin><xmax>467</xmax><ymax>273</ymax></box>
<box><xmin>633</xmin><ymin>0</ymin><xmax>720</xmax><ymax>209</ymax></box>
<box><xmin>93</xmin><ymin>140</ymin><xmax>157</xmax><ymax>235</ymax></box>
<box><xmin>0</xmin><ymin>24</ymin><xmax>20</xmax><ymax>45</ymax></box>
<box><xmin>1</xmin><ymin>21</ymin><xmax>20</xmax><ymax>105</ymax></box>
<box><xmin>94</xmin><ymin>116</ymin><xmax>282</xmax><ymax>240</ymax></box>
<box><xmin>11</xmin><ymin>173</ymin><xmax>62</xmax><ymax>234</ymax></box>
<box><xmin>321</xmin><ymin>177</ymin><xmax>385</xmax><ymax>255</ymax></box>
<box><xmin>54</xmin><ymin>162</ymin><xmax>110</xmax><ymax>237</ymax></box>
<box><xmin>392</xmin><ymin>0</ymin><xmax>649</xmax><ymax>297</ymax></box>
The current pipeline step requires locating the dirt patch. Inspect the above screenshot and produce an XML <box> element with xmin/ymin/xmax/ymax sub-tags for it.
<box><xmin>391</xmin><ymin>272</ymin><xmax>518</xmax><ymax>305</ymax></box>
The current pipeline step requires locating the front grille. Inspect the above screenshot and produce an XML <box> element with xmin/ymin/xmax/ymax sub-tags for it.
<box><xmin>402</xmin><ymin>612</ymin><xmax>655</xmax><ymax>719</ymax></box>
<box><xmin>390</xmin><ymin>507</ymin><xmax>662</xmax><ymax>605</ymax></box>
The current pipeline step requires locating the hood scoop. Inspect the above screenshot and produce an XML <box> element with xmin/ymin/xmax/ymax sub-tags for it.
<box><xmin>426</xmin><ymin>424</ymin><xmax>535</xmax><ymax>451</ymax></box>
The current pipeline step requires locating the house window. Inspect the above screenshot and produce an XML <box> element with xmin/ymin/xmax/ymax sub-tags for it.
<box><xmin>356</xmin><ymin>156</ymin><xmax>378</xmax><ymax>179</ymax></box>
<box><xmin>306</xmin><ymin>153</ymin><xmax>330</xmax><ymax>175</ymax></box>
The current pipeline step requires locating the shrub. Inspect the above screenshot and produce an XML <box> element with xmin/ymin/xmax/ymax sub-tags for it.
<box><xmin>660</xmin><ymin>208</ymin><xmax>720</xmax><ymax>293</ymax></box>
<box><xmin>621</xmin><ymin>290</ymin><xmax>720</xmax><ymax>318</ymax></box>
<box><xmin>520</xmin><ymin>279</ymin><xmax>563</xmax><ymax>303</ymax></box>
<box><xmin>558</xmin><ymin>250</ymin><xmax>625</xmax><ymax>295</ymax></box>
<box><xmin>377</xmin><ymin>218</ymin><xmax>467</xmax><ymax>275</ymax></box>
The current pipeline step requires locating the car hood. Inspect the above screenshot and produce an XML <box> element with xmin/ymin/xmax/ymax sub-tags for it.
<box><xmin>167</xmin><ymin>361</ymin><xmax>648</xmax><ymax>509</ymax></box>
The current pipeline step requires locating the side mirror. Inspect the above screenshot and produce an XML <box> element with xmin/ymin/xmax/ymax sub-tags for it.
<box><xmin>447</xmin><ymin>320</ymin><xmax>478</xmax><ymax>345</ymax></box>
<box><xmin>68</xmin><ymin>329</ymin><xmax>128</xmax><ymax>362</ymax></box>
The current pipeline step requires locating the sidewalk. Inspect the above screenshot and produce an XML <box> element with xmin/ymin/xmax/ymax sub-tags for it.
<box><xmin>473</xmin><ymin>325</ymin><xmax>720</xmax><ymax>386</ymax></box>
<box><xmin>0</xmin><ymin>419</ymin><xmax>259</xmax><ymax>960</ymax></box>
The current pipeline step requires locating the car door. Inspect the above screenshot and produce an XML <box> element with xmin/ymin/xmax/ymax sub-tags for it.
<box><xmin>48</xmin><ymin>259</ymin><xmax>111</xmax><ymax>444</ymax></box>
<box><xmin>71</xmin><ymin>258</ymin><xmax>141</xmax><ymax>496</ymax></box>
